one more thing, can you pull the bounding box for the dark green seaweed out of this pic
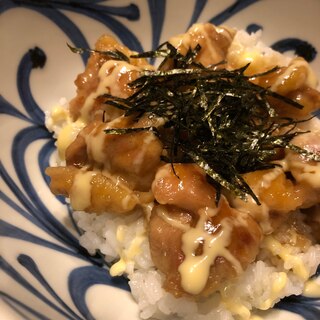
[93,42,320,203]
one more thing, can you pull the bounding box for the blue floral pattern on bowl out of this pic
[0,1,319,319]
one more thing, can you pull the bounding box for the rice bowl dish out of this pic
[45,23,320,320]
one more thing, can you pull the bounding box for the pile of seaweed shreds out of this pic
[72,42,320,204]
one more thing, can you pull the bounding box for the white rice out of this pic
[74,208,320,320]
[73,209,153,274]
[45,97,69,136]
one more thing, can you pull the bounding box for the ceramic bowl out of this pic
[1,1,320,319]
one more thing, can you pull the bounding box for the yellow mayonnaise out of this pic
[263,236,309,280]
[48,105,86,160]
[260,272,287,310]
[80,60,153,121]
[178,208,242,295]
[70,171,96,211]
[110,223,147,277]
[303,278,320,298]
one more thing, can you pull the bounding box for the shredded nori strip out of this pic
[104,126,160,136]
[74,41,320,204]
[67,43,129,62]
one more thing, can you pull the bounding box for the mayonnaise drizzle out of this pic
[156,206,191,232]
[303,277,320,298]
[291,161,320,188]
[222,299,251,319]
[263,236,309,280]
[46,105,86,161]
[110,222,146,276]
[259,272,288,310]
[85,117,123,167]
[132,133,156,170]
[80,60,144,121]
[260,167,283,189]
[178,207,242,295]
[70,170,96,210]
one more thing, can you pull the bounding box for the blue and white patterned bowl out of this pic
[1,1,320,319]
